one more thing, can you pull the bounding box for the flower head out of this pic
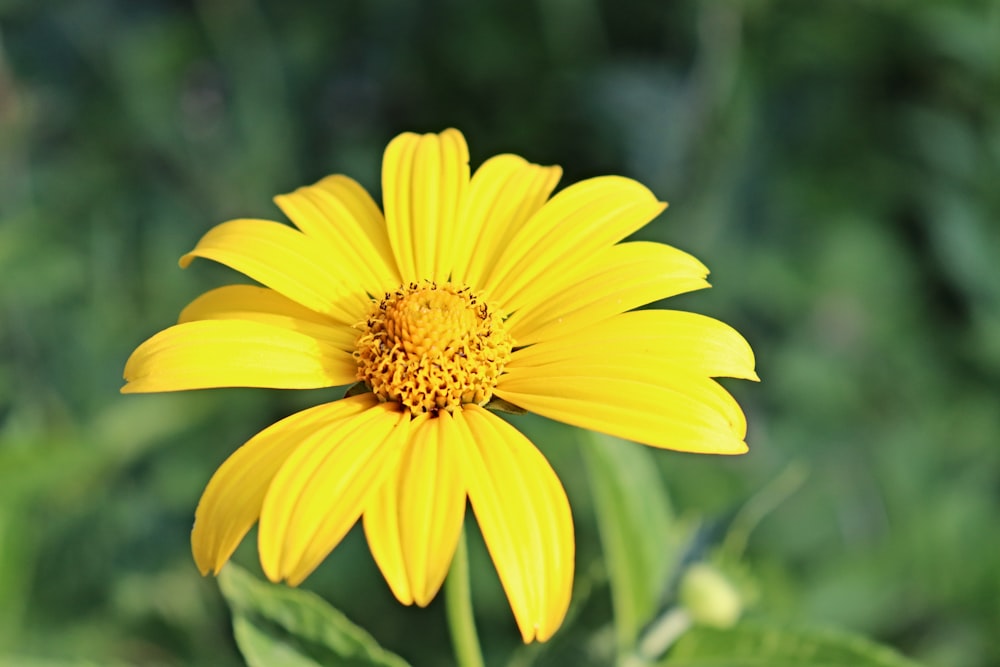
[122,129,757,642]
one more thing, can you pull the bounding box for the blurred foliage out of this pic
[1,0,999,665]
[217,564,411,667]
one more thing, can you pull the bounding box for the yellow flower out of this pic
[122,129,757,642]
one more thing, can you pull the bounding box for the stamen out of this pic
[354,282,512,416]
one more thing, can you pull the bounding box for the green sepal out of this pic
[344,381,372,399]
[482,396,527,414]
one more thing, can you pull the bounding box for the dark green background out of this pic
[2,0,998,665]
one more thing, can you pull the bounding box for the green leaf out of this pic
[218,564,411,667]
[661,621,924,667]
[582,432,680,656]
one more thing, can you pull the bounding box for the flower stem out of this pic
[446,522,486,667]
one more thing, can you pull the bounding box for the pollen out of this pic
[354,282,513,416]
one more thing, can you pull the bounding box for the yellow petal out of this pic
[361,416,415,606]
[180,284,333,325]
[507,242,710,344]
[496,364,748,455]
[258,402,410,586]
[457,406,574,643]
[122,320,357,393]
[364,411,467,606]
[274,175,402,295]
[452,155,562,288]
[509,310,758,381]
[191,395,378,575]
[382,129,470,283]
[179,285,358,352]
[484,176,666,313]
[179,219,370,324]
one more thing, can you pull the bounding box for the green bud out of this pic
[678,562,743,628]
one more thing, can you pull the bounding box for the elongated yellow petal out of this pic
[452,155,562,287]
[364,411,466,606]
[484,176,666,313]
[180,284,334,324]
[509,310,758,381]
[122,320,356,393]
[191,395,378,575]
[274,175,401,295]
[258,402,409,586]
[382,134,419,281]
[361,415,421,606]
[507,242,710,344]
[179,285,358,352]
[179,219,370,324]
[382,129,470,283]
[496,365,748,454]
[457,406,574,643]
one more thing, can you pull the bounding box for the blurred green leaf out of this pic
[661,621,924,667]
[0,394,212,506]
[0,507,33,647]
[0,659,130,667]
[218,563,411,667]
[582,432,680,657]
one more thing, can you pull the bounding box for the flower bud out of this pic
[678,562,743,628]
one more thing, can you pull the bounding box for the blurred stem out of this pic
[626,608,693,665]
[723,462,809,559]
[446,522,485,667]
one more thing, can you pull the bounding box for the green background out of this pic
[1,0,998,665]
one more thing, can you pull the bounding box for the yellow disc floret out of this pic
[355,282,512,416]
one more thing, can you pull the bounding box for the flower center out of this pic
[354,282,512,416]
